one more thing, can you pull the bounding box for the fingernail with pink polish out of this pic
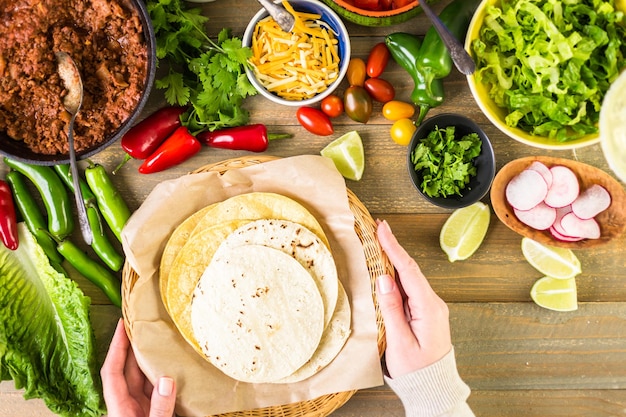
[158,377,174,397]
[377,275,395,295]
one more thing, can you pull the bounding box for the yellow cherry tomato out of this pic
[390,118,416,146]
[382,100,416,121]
[346,58,367,87]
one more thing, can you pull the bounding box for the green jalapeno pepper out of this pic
[56,238,122,308]
[416,0,482,86]
[54,164,125,272]
[385,32,444,125]
[84,162,131,243]
[5,170,64,266]
[4,158,74,240]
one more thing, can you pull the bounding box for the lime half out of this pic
[321,131,365,181]
[530,276,578,312]
[521,238,581,280]
[439,202,490,262]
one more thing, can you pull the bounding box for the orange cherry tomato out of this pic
[366,42,391,78]
[363,77,395,103]
[346,58,367,87]
[389,118,416,146]
[382,100,416,121]
[320,94,344,118]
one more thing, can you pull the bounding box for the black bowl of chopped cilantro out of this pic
[407,113,495,209]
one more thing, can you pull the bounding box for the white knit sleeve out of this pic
[384,348,474,417]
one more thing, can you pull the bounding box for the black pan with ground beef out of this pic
[0,0,149,156]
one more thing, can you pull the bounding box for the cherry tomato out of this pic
[363,77,395,103]
[296,106,334,136]
[393,0,415,8]
[389,118,416,146]
[366,42,390,78]
[354,0,382,10]
[344,85,373,124]
[320,94,344,118]
[346,58,367,87]
[382,100,415,121]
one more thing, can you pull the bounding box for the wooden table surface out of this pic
[2,1,626,416]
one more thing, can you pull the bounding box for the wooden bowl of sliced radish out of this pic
[491,156,626,248]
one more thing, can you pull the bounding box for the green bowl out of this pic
[319,0,435,27]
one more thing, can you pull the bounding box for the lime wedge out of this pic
[321,131,365,181]
[521,238,581,279]
[439,202,490,262]
[530,276,578,312]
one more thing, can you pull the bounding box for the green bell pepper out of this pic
[416,0,482,85]
[385,32,444,125]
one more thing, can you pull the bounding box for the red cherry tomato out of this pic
[320,94,344,118]
[363,77,395,103]
[344,85,373,123]
[296,106,334,136]
[393,0,415,8]
[366,42,390,78]
[346,58,367,87]
[354,0,382,10]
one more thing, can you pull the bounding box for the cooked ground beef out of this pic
[0,0,148,155]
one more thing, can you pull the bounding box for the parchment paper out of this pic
[121,155,383,416]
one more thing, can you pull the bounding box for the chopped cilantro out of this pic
[411,126,482,198]
[147,0,257,133]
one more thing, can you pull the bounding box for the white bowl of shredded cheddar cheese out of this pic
[243,0,351,106]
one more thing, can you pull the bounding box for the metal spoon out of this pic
[55,51,93,245]
[418,0,475,75]
[255,0,295,32]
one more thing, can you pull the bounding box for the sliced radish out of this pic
[527,161,553,189]
[571,184,611,219]
[560,212,601,239]
[551,205,573,236]
[506,169,548,211]
[544,166,580,208]
[513,202,557,230]
[549,226,585,242]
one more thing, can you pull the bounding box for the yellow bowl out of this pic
[465,0,605,150]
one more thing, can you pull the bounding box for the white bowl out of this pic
[242,0,351,107]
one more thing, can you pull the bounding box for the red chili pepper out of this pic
[196,124,291,152]
[0,180,19,250]
[138,126,201,174]
[114,106,186,173]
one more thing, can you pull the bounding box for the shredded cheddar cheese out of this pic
[250,1,341,100]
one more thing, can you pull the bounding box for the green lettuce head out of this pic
[0,223,106,417]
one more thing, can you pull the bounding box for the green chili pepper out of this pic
[416,0,482,86]
[385,32,445,125]
[56,238,122,308]
[3,158,74,240]
[54,164,125,272]
[84,162,131,243]
[5,170,63,266]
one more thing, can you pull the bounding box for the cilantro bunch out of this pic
[147,0,257,133]
[411,126,482,198]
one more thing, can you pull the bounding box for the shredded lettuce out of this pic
[0,224,105,417]
[471,0,626,141]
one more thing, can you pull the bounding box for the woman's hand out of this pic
[101,319,177,417]
[375,220,452,378]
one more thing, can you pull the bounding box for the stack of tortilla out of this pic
[159,192,351,384]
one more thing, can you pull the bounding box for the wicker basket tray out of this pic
[122,155,393,417]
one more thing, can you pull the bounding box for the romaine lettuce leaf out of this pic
[472,0,626,141]
[0,224,105,417]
